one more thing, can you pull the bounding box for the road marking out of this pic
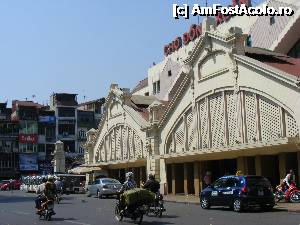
[65,220,91,225]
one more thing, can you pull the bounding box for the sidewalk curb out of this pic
[165,200,300,213]
[164,199,200,205]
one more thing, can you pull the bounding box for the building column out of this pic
[194,162,200,196]
[278,153,286,182]
[297,152,300,186]
[159,159,167,195]
[255,156,262,176]
[139,167,144,187]
[184,163,188,195]
[171,164,176,195]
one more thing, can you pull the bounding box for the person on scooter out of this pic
[118,172,137,214]
[119,172,137,192]
[35,177,47,212]
[143,174,160,194]
[37,175,57,214]
[284,169,295,187]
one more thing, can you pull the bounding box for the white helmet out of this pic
[126,172,134,179]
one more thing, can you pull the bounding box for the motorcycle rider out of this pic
[35,177,47,212]
[118,172,137,214]
[119,172,137,192]
[38,175,57,214]
[54,177,63,193]
[143,174,160,194]
[282,169,295,191]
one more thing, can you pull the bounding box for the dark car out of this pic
[200,175,275,212]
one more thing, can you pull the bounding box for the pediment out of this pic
[109,101,123,118]
[197,50,229,80]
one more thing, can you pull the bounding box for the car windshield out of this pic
[101,179,120,184]
[246,177,271,187]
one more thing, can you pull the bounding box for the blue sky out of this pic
[0,0,263,105]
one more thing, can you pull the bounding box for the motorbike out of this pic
[275,181,300,203]
[37,198,56,221]
[146,193,166,218]
[114,194,148,225]
[55,191,62,204]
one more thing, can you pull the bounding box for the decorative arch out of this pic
[164,89,299,154]
[95,124,145,163]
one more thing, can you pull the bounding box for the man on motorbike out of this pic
[283,169,295,188]
[118,172,137,214]
[37,175,57,214]
[143,174,160,194]
[119,172,137,192]
[35,177,47,212]
[54,177,63,193]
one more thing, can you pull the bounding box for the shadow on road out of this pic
[207,207,287,213]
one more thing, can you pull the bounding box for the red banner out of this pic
[19,134,38,144]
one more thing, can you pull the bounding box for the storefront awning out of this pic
[68,165,102,174]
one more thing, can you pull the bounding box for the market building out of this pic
[85,0,300,196]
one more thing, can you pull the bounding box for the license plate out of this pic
[258,190,264,196]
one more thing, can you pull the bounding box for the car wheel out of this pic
[115,206,123,221]
[233,199,243,212]
[200,197,210,209]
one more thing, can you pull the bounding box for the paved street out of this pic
[1,191,300,225]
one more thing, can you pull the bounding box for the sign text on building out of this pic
[164,0,251,56]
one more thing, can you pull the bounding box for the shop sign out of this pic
[19,134,38,144]
[19,153,38,171]
[39,116,56,123]
[164,0,251,56]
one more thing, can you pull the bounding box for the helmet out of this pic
[126,172,134,179]
[47,175,54,182]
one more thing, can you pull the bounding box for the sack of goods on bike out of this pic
[115,188,155,224]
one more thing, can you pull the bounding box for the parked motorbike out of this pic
[146,193,165,218]
[114,194,148,225]
[37,199,56,221]
[275,181,300,203]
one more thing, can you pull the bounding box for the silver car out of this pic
[86,178,122,198]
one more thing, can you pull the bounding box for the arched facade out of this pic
[94,124,145,163]
[85,20,300,196]
[158,24,300,196]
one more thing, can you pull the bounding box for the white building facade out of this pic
[85,1,300,195]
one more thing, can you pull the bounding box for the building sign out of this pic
[19,134,38,144]
[164,0,251,56]
[58,120,75,124]
[19,153,38,171]
[39,116,56,123]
